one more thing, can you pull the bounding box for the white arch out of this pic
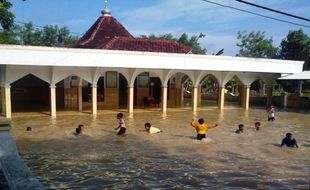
[163,70,195,87]
[129,69,164,87]
[196,71,221,87]
[93,67,130,86]
[51,67,93,85]
[5,65,52,85]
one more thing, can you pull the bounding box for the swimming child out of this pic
[75,124,84,135]
[280,133,298,148]
[191,116,218,140]
[254,122,261,131]
[145,122,161,134]
[26,126,32,131]
[267,104,275,121]
[235,124,244,134]
[115,113,126,136]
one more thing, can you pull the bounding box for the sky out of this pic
[10,0,310,56]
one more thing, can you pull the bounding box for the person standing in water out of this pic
[115,113,126,136]
[191,116,218,140]
[267,104,275,121]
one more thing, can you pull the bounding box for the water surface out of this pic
[11,107,310,189]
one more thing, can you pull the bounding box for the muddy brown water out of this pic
[10,107,310,189]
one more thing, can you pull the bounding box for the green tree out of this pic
[0,27,17,44]
[0,22,79,47]
[140,33,207,54]
[237,31,277,58]
[279,29,310,70]
[0,0,15,30]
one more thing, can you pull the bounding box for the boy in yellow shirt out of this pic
[191,116,218,140]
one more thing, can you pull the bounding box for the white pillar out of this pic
[192,86,198,112]
[78,86,83,112]
[243,85,250,110]
[92,86,97,115]
[1,87,4,115]
[162,86,168,113]
[50,85,56,117]
[4,86,11,118]
[218,87,225,110]
[128,86,134,113]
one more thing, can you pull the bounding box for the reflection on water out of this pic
[11,108,310,190]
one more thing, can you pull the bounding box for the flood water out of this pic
[11,107,310,190]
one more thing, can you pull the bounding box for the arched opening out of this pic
[96,71,129,109]
[133,72,162,108]
[249,79,267,107]
[119,73,128,108]
[56,76,92,111]
[11,74,50,112]
[200,74,219,107]
[224,76,242,107]
[166,73,193,108]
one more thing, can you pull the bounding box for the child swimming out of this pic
[235,124,244,134]
[144,122,161,134]
[115,113,126,136]
[254,122,261,131]
[280,133,298,148]
[75,124,84,135]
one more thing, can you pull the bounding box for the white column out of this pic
[192,86,198,112]
[1,87,4,115]
[78,86,83,112]
[162,86,168,113]
[4,86,11,118]
[92,85,97,115]
[243,85,250,110]
[218,87,225,110]
[50,85,56,117]
[128,86,134,113]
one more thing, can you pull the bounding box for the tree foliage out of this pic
[237,31,278,58]
[0,0,15,30]
[0,22,79,47]
[140,33,207,54]
[279,29,310,70]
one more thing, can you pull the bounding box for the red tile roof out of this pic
[101,37,193,54]
[75,15,196,54]
[75,16,133,49]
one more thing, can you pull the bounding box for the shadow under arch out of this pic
[199,74,220,107]
[95,71,129,109]
[166,72,194,108]
[224,75,243,107]
[249,78,268,107]
[133,71,162,108]
[10,74,50,113]
[55,75,92,111]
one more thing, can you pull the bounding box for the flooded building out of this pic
[0,7,304,118]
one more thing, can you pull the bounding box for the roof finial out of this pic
[101,0,111,16]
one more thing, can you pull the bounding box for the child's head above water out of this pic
[117,113,124,119]
[254,122,261,130]
[145,122,151,131]
[238,124,244,131]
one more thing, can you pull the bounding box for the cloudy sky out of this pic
[10,0,310,56]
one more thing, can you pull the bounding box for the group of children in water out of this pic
[71,104,297,148]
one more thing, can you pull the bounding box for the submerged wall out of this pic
[0,117,45,190]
